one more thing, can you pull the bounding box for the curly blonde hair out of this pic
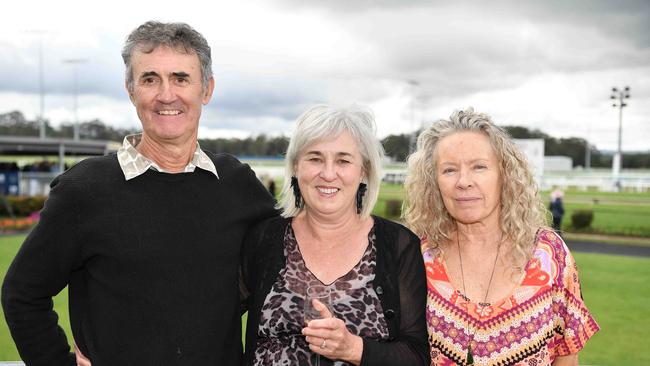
[403,108,547,267]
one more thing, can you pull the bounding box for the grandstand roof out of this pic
[0,136,120,156]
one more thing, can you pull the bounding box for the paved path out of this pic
[4,232,650,258]
[566,240,650,258]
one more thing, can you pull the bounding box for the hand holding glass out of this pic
[304,284,332,366]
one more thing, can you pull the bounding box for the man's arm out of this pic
[1,176,82,366]
[238,162,278,305]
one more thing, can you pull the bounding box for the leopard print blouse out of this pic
[253,223,390,365]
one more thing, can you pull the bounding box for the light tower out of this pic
[610,86,630,191]
[63,58,87,140]
[407,79,419,155]
[24,30,48,139]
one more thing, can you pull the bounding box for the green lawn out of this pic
[0,235,73,360]
[563,202,650,237]
[573,252,650,365]
[1,234,648,364]
[557,189,650,202]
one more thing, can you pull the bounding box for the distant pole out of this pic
[610,86,631,191]
[38,38,45,139]
[585,123,591,171]
[585,142,591,171]
[24,30,47,139]
[63,59,87,140]
[407,79,419,155]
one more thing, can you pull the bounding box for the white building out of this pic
[544,156,573,172]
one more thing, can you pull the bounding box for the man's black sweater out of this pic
[1,153,277,366]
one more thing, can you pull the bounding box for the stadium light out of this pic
[610,86,631,191]
[63,59,88,140]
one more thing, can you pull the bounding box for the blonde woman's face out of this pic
[435,131,502,226]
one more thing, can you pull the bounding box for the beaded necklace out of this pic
[456,233,502,365]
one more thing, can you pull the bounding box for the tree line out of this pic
[1,110,649,168]
[381,127,650,168]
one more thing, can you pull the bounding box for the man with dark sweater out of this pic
[1,21,277,365]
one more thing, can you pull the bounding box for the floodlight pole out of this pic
[24,30,47,139]
[38,38,45,139]
[584,121,591,171]
[585,141,591,171]
[63,59,87,140]
[407,79,419,155]
[610,86,630,192]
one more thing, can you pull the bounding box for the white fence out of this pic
[540,174,650,192]
[17,172,54,196]
[378,170,650,193]
[9,168,650,196]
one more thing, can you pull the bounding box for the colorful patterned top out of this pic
[422,229,599,365]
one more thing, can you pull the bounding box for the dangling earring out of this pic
[356,182,367,214]
[291,176,302,208]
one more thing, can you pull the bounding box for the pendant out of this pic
[466,344,474,365]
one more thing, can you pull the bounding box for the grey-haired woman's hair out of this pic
[403,107,547,268]
[278,104,384,219]
[122,21,213,91]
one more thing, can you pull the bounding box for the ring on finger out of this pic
[320,339,327,349]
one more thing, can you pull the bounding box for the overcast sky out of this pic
[1,0,648,151]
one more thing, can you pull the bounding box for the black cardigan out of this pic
[241,215,430,366]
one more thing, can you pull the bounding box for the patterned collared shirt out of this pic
[117,134,219,181]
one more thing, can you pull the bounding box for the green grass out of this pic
[563,202,650,237]
[556,189,650,202]
[573,252,650,365]
[0,235,72,360]
[539,190,650,238]
[1,234,649,364]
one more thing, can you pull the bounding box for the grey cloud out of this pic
[201,113,294,135]
[210,72,325,120]
[279,0,650,26]
[0,34,125,98]
[1,31,326,125]
[276,0,429,13]
[299,1,650,103]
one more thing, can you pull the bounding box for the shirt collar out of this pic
[117,133,219,181]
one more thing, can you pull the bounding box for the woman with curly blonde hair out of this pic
[403,108,598,366]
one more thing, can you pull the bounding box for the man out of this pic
[2,21,277,365]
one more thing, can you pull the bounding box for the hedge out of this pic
[0,195,46,217]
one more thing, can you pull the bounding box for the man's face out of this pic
[127,46,214,144]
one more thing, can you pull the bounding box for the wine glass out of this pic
[304,284,332,366]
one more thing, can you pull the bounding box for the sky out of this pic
[1,0,648,151]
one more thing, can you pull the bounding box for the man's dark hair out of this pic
[122,21,212,91]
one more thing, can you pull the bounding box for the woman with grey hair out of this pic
[241,105,429,365]
[404,108,598,365]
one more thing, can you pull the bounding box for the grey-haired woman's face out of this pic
[294,132,365,217]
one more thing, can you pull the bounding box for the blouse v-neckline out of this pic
[439,254,529,314]
[288,221,376,286]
